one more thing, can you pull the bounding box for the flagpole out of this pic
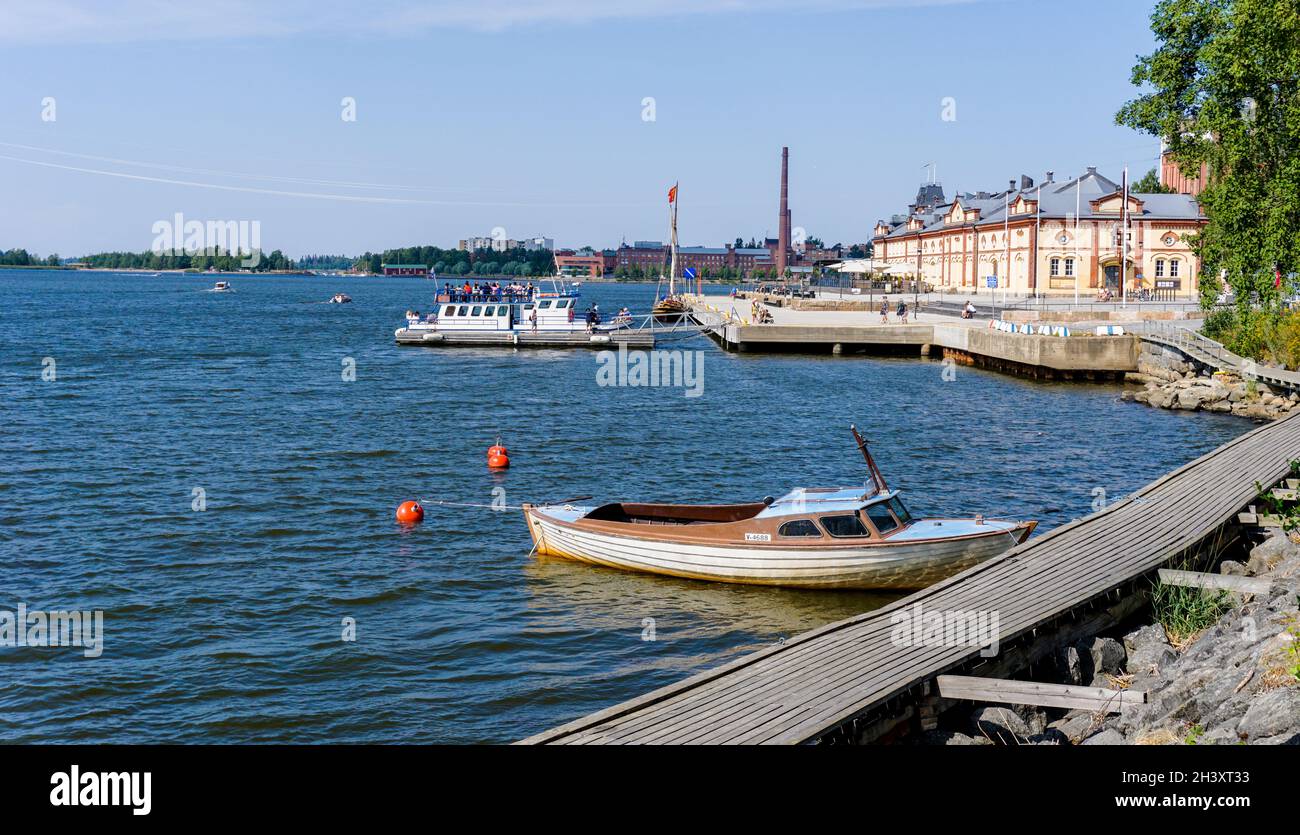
[1074,177,1080,308]
[1121,166,1129,309]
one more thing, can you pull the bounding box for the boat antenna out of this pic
[850,424,889,494]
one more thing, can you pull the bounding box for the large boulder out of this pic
[1247,534,1300,575]
[1236,688,1300,742]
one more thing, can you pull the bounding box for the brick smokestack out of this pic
[777,146,789,276]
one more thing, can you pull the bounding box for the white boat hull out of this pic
[524,507,1030,590]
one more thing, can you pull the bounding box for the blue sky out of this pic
[0,0,1167,258]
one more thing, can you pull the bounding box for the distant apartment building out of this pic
[615,241,668,271]
[457,235,554,253]
[871,167,1207,298]
[554,248,610,278]
[612,240,779,278]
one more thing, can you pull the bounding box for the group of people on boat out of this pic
[440,281,537,303]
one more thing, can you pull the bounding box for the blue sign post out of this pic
[985,276,998,288]
[683,267,697,280]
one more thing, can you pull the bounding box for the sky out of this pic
[0,0,1169,259]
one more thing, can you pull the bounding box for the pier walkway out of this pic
[522,412,1300,744]
[688,294,1139,375]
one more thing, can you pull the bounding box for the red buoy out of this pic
[395,500,424,525]
[487,438,509,469]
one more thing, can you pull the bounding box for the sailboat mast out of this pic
[668,182,679,296]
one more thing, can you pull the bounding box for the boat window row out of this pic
[775,498,912,539]
[442,305,512,317]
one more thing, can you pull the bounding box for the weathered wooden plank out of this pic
[936,675,1145,712]
[1157,569,1272,595]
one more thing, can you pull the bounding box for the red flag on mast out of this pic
[1277,264,1283,289]
[668,185,677,204]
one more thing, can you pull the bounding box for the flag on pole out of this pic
[1276,264,1283,289]
[668,184,677,204]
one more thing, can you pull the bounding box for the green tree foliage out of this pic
[351,245,556,277]
[1116,0,1300,317]
[1133,167,1174,194]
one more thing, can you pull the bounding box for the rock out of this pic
[1205,399,1233,412]
[1219,560,1248,576]
[971,706,1037,743]
[1088,636,1127,676]
[1081,728,1126,745]
[1236,688,1300,742]
[1026,729,1070,745]
[1124,623,1176,676]
[1124,623,1169,656]
[1148,389,1175,409]
[1247,534,1300,575]
[1049,711,1102,743]
[1177,386,1219,410]
[917,729,991,746]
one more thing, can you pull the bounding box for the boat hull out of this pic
[523,506,1034,590]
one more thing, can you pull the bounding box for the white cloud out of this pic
[0,0,978,43]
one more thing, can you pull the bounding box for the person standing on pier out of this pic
[897,299,908,324]
[880,296,889,324]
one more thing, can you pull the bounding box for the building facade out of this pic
[871,168,1207,299]
[457,235,554,253]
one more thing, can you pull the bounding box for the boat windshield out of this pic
[888,497,913,525]
[863,502,899,535]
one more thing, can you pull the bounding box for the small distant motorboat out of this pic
[522,426,1036,590]
[208,281,233,292]
[329,293,352,304]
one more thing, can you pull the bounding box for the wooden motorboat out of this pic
[522,426,1036,590]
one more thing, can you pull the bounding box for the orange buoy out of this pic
[395,500,424,525]
[487,438,509,469]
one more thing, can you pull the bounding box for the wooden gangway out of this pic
[522,412,1300,744]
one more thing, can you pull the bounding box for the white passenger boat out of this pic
[523,426,1036,590]
[208,281,233,292]
[396,290,629,340]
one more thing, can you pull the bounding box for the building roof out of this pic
[876,167,1201,241]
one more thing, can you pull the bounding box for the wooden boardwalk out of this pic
[522,412,1300,744]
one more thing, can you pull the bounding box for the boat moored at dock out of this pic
[395,285,655,349]
[522,426,1036,589]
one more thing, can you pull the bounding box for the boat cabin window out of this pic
[443,305,456,316]
[539,300,553,309]
[864,503,899,535]
[778,519,821,538]
[457,305,469,316]
[497,306,510,316]
[557,299,571,308]
[888,497,912,525]
[471,306,482,316]
[821,514,869,538]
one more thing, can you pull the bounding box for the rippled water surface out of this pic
[0,270,1248,743]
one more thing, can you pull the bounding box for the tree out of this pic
[1132,167,1174,194]
[1116,0,1300,312]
